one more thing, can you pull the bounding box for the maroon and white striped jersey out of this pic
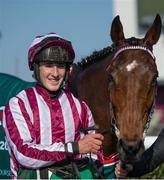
[3,84,102,178]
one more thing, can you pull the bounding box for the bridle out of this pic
[106,45,155,71]
[106,45,158,139]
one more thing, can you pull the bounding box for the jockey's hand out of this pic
[115,162,133,178]
[78,133,104,154]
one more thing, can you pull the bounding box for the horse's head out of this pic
[107,14,162,163]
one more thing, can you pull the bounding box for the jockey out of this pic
[2,33,104,179]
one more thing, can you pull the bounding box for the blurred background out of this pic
[0,0,113,81]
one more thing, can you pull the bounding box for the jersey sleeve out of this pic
[80,101,103,163]
[2,96,67,169]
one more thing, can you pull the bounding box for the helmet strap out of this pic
[32,63,40,82]
[59,64,70,90]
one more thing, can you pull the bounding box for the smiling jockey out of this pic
[2,33,104,179]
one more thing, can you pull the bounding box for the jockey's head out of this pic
[28,32,75,90]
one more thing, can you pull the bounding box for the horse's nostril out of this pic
[119,139,143,155]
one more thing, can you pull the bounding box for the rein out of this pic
[144,83,158,135]
[106,45,157,139]
[80,126,105,179]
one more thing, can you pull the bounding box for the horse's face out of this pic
[107,14,161,162]
[108,48,158,161]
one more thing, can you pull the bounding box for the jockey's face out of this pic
[39,62,66,92]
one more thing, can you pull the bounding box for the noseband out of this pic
[107,45,157,139]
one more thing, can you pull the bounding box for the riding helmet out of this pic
[28,32,75,70]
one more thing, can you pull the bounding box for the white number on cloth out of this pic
[0,141,8,151]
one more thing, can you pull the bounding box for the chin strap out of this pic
[60,69,70,90]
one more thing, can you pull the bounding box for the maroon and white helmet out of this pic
[28,32,75,70]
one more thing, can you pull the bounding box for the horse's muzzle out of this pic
[117,139,145,162]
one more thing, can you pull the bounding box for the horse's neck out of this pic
[70,59,118,156]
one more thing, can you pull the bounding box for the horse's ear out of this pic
[144,14,162,46]
[110,15,125,44]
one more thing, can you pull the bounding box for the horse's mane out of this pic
[74,45,114,70]
[73,37,148,71]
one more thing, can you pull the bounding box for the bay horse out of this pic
[70,14,162,165]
